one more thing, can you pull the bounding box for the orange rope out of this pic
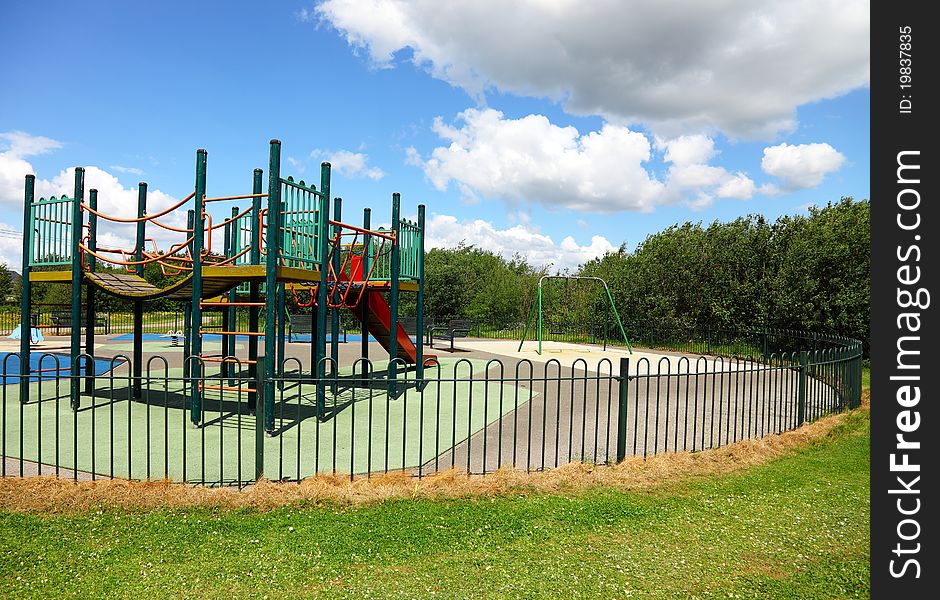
[205,205,253,231]
[329,220,396,241]
[80,237,194,266]
[144,252,193,275]
[150,217,193,233]
[82,192,195,223]
[209,245,251,267]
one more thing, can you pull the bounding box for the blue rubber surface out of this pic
[0,352,127,384]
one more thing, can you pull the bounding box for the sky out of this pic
[0,1,870,273]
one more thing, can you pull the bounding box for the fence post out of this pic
[255,353,266,481]
[797,350,808,427]
[616,357,630,462]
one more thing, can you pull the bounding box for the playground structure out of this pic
[18,140,432,433]
[5,142,864,485]
[518,275,633,355]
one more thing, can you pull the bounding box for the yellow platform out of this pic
[30,266,322,301]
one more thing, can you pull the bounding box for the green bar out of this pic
[182,209,195,380]
[222,207,234,383]
[331,197,342,369]
[84,189,98,394]
[255,353,266,480]
[388,193,401,397]
[616,357,630,462]
[19,175,35,406]
[537,283,543,355]
[132,183,147,399]
[415,204,426,380]
[190,150,207,425]
[603,283,632,353]
[797,350,808,426]
[517,290,538,352]
[360,208,371,372]
[264,141,282,432]
[228,206,238,380]
[276,282,286,384]
[248,168,263,414]
[69,168,85,410]
[315,161,331,417]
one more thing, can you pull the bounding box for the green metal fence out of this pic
[0,326,862,486]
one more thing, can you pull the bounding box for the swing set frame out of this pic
[517,275,632,355]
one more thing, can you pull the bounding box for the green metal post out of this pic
[331,197,342,370]
[182,209,195,380]
[254,352,266,480]
[84,189,98,395]
[264,141,282,433]
[516,292,538,352]
[360,208,371,373]
[227,205,238,381]
[415,204,426,381]
[224,205,238,384]
[602,283,632,353]
[221,211,231,377]
[248,169,262,413]
[314,162,331,417]
[616,357,630,462]
[190,150,207,426]
[19,175,35,406]
[276,282,286,386]
[132,182,147,399]
[388,193,401,396]
[69,168,85,410]
[797,350,808,427]
[537,283,543,355]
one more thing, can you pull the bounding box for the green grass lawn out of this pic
[0,407,870,598]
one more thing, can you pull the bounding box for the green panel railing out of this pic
[398,217,421,280]
[233,208,255,266]
[369,220,421,282]
[29,195,75,267]
[279,177,324,268]
[368,227,393,281]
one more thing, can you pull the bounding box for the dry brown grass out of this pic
[0,406,866,514]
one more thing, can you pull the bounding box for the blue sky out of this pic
[0,1,869,272]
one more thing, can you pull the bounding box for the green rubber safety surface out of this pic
[1,358,532,483]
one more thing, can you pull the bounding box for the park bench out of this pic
[50,311,110,336]
[288,313,347,343]
[428,319,472,351]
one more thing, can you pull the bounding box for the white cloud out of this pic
[316,0,869,139]
[660,134,716,166]
[426,213,616,272]
[761,142,846,189]
[413,108,664,212]
[0,131,62,158]
[411,109,763,212]
[312,149,385,180]
[109,165,145,176]
[658,134,756,208]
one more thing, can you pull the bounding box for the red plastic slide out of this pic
[351,290,431,365]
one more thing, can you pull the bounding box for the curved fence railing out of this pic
[0,325,862,486]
